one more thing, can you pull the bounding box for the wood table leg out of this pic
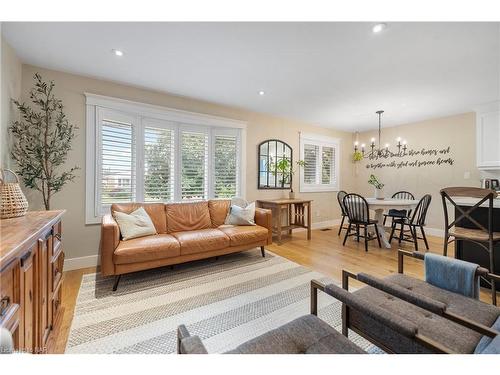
[288,204,292,235]
[307,202,312,240]
[276,205,283,244]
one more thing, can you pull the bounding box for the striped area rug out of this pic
[66,249,379,354]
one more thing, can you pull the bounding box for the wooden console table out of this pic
[256,199,312,244]
[0,210,65,353]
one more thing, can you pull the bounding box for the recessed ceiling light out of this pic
[372,23,387,33]
[258,91,265,96]
[112,49,124,57]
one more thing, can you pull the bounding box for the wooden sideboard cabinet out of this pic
[0,210,65,353]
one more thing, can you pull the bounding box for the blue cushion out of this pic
[474,316,500,354]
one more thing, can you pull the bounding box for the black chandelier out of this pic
[354,110,408,159]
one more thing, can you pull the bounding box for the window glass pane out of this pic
[303,144,318,184]
[100,120,135,204]
[144,126,174,202]
[181,130,208,200]
[322,146,334,184]
[214,134,238,198]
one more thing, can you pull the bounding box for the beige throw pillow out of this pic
[224,202,256,226]
[113,207,157,241]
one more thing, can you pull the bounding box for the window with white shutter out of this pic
[303,144,319,184]
[213,130,239,198]
[299,133,340,192]
[181,129,208,200]
[99,115,136,208]
[86,95,245,223]
[144,124,175,202]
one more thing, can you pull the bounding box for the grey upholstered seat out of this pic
[384,274,500,325]
[225,314,365,354]
[350,276,500,354]
[178,315,365,354]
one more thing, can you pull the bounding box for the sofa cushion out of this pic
[224,202,256,226]
[172,229,230,255]
[166,201,212,233]
[113,207,157,241]
[208,199,231,227]
[113,234,180,264]
[218,225,269,246]
[226,314,365,354]
[111,203,167,234]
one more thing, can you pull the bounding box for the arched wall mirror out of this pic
[258,139,293,189]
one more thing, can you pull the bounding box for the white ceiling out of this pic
[3,22,499,131]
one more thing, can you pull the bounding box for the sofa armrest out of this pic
[177,325,208,354]
[320,282,418,339]
[100,214,120,276]
[255,208,272,245]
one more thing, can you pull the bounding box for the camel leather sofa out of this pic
[100,199,272,290]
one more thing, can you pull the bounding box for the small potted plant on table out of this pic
[269,158,305,199]
[368,174,385,200]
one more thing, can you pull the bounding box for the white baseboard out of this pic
[422,227,445,238]
[64,254,100,271]
[293,219,341,233]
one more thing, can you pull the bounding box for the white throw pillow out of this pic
[113,207,157,241]
[224,202,256,226]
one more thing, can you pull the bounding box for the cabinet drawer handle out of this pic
[54,233,61,241]
[0,296,10,316]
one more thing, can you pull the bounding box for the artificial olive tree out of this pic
[10,73,79,210]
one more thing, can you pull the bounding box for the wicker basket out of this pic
[0,169,29,219]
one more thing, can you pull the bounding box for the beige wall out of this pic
[0,36,22,169]
[353,113,479,230]
[13,63,480,262]
[20,64,355,261]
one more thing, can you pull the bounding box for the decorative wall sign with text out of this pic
[365,146,454,170]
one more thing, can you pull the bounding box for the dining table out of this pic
[365,197,419,248]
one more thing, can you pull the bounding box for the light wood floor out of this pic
[49,226,498,353]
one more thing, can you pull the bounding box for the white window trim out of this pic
[299,132,340,193]
[85,93,247,224]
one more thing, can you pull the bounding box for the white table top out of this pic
[365,198,418,210]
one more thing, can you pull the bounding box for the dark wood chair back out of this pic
[392,191,415,200]
[337,190,348,216]
[440,187,498,239]
[343,193,370,224]
[409,194,432,226]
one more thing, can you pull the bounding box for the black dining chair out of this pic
[389,194,432,252]
[337,190,349,236]
[383,191,415,226]
[342,193,381,252]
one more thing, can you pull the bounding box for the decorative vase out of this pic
[289,190,295,199]
[375,187,385,200]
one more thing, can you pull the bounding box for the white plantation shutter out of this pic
[181,129,208,200]
[88,100,244,222]
[303,144,319,184]
[300,133,339,192]
[322,146,334,185]
[100,118,135,205]
[213,131,238,198]
[144,125,175,202]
